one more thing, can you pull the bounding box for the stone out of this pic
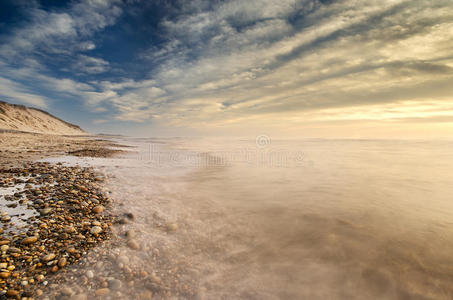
[58,257,67,268]
[125,230,136,239]
[95,288,110,296]
[61,287,75,296]
[22,236,38,245]
[138,291,153,300]
[0,272,10,278]
[127,239,140,250]
[117,255,129,266]
[86,270,94,279]
[150,273,162,284]
[64,226,76,233]
[167,223,178,232]
[90,226,102,235]
[6,290,19,297]
[92,205,105,214]
[42,253,56,262]
[108,279,122,290]
[39,208,53,215]
[70,294,87,300]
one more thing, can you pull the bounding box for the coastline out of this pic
[0,131,126,299]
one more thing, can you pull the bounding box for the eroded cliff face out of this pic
[0,101,86,135]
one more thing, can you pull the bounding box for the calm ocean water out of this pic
[45,137,453,299]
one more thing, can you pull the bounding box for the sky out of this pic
[0,0,452,138]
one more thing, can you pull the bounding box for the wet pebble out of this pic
[90,226,102,235]
[127,239,140,250]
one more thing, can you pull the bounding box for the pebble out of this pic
[22,236,38,245]
[138,291,153,300]
[167,223,178,232]
[42,253,56,262]
[6,290,19,297]
[108,278,122,290]
[39,207,53,215]
[65,225,76,233]
[61,287,75,296]
[1,216,11,222]
[125,229,136,239]
[58,257,67,268]
[95,288,110,296]
[0,161,115,299]
[127,239,140,250]
[90,226,102,235]
[92,205,105,214]
[117,255,129,266]
[70,294,87,300]
[86,270,94,279]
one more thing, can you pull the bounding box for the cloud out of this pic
[0,1,121,59]
[1,0,453,136]
[0,77,47,108]
[73,55,110,74]
[0,0,121,110]
[92,0,453,131]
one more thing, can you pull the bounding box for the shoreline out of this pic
[0,131,126,299]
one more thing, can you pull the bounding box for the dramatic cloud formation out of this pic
[0,0,452,137]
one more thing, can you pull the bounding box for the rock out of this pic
[58,257,67,268]
[125,230,136,239]
[0,271,10,278]
[22,236,38,245]
[36,274,45,281]
[5,290,19,297]
[70,294,87,300]
[39,207,53,215]
[42,253,56,262]
[124,212,135,220]
[1,245,9,252]
[138,291,153,300]
[95,288,110,296]
[127,239,140,250]
[150,273,162,284]
[92,205,105,214]
[86,270,94,279]
[67,247,78,254]
[61,287,75,296]
[64,226,76,233]
[108,279,122,290]
[117,255,129,266]
[167,223,178,232]
[0,263,7,269]
[90,226,102,235]
[0,240,10,245]
[8,247,21,253]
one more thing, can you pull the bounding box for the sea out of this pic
[44,137,453,299]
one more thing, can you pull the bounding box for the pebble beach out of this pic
[0,132,197,300]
